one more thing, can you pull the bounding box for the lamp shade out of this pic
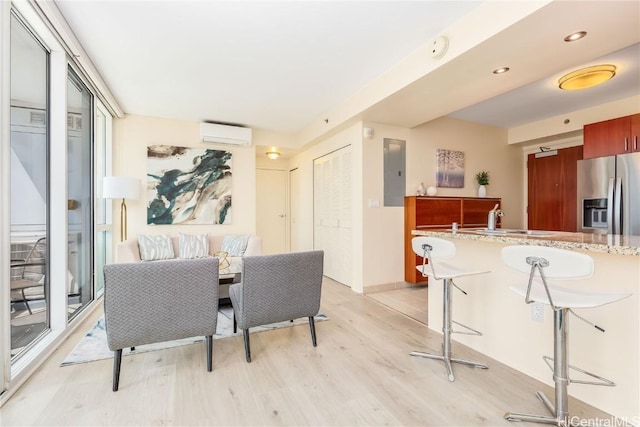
[103,176,141,200]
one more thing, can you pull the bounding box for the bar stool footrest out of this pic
[452,320,482,336]
[542,356,616,387]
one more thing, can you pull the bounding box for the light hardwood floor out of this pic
[366,285,428,325]
[1,278,612,426]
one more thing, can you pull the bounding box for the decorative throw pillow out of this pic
[179,233,209,259]
[137,234,175,261]
[220,234,250,256]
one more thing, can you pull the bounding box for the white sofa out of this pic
[115,234,262,299]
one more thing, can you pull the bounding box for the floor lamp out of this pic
[103,176,141,242]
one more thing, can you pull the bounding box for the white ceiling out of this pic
[54,1,639,144]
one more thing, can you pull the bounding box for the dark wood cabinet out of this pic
[404,196,501,284]
[527,145,582,232]
[583,113,640,159]
[631,114,640,152]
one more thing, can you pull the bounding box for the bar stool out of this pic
[410,236,489,381]
[502,245,631,426]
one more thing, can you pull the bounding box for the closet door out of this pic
[313,145,352,287]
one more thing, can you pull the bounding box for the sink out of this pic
[474,228,556,236]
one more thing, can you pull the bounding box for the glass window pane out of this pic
[9,13,49,359]
[67,68,93,319]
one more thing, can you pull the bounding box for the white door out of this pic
[256,169,287,254]
[289,168,300,252]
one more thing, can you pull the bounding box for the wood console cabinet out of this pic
[583,113,640,159]
[404,196,501,284]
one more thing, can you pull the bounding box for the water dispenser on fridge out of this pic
[582,198,608,230]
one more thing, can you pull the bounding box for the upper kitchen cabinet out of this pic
[632,114,640,152]
[583,114,640,159]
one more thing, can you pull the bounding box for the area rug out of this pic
[61,306,327,366]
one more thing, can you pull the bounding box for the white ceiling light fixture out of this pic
[564,31,587,42]
[558,64,616,91]
[266,148,280,160]
[492,67,510,75]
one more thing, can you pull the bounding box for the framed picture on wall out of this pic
[147,145,233,225]
[435,149,464,188]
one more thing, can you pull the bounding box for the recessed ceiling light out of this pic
[492,67,510,75]
[558,64,616,90]
[564,31,587,42]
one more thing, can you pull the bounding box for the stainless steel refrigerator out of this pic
[577,152,640,235]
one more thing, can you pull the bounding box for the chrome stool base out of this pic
[410,350,488,382]
[505,391,566,426]
[411,277,487,382]
[505,309,615,426]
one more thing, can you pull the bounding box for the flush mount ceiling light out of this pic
[558,64,616,90]
[564,31,587,42]
[492,67,510,75]
[266,150,280,160]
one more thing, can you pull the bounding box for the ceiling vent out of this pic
[200,122,252,146]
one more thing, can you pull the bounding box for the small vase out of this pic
[478,185,487,198]
[417,182,426,196]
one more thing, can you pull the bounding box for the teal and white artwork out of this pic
[147,145,232,225]
[436,148,465,188]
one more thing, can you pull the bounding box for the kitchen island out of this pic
[411,228,639,423]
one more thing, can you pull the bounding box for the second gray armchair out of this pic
[229,250,324,362]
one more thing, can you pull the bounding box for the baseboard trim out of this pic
[363,281,426,294]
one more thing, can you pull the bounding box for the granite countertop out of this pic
[411,228,640,256]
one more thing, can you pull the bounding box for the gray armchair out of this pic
[103,258,219,391]
[229,250,324,362]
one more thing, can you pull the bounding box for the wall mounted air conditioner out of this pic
[200,122,252,146]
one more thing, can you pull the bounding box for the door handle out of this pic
[606,177,614,234]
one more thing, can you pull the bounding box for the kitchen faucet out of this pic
[487,204,504,230]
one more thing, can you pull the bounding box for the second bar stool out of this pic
[502,245,631,426]
[410,236,490,381]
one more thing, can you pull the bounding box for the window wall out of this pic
[1,1,114,398]
[8,11,49,359]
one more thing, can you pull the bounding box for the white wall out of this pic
[112,114,257,243]
[361,122,410,289]
[409,116,524,230]
[112,115,525,292]
[290,117,525,293]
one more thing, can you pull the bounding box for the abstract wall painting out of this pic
[435,149,465,188]
[147,145,232,225]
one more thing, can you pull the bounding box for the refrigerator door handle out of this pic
[607,177,615,234]
[614,176,622,234]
